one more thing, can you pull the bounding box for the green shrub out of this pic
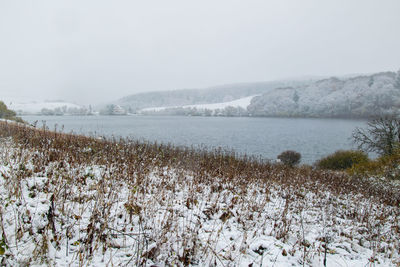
[349,147,400,180]
[316,150,368,170]
[277,150,301,167]
[0,101,24,123]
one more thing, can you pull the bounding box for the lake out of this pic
[21,115,368,164]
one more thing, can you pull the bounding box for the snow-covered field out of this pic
[1,97,83,115]
[140,95,256,113]
[0,121,399,266]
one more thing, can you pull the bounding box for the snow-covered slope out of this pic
[117,80,310,112]
[141,95,255,112]
[140,70,400,118]
[2,98,85,115]
[248,71,400,118]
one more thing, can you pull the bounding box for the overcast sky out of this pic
[1,0,399,104]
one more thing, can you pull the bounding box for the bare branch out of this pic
[352,114,400,156]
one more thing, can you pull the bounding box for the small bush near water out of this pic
[316,150,368,170]
[277,150,301,167]
[349,147,400,180]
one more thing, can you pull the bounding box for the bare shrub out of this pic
[353,114,400,156]
[277,150,301,167]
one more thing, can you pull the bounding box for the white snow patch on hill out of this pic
[141,95,256,112]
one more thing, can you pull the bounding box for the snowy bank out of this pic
[0,121,399,266]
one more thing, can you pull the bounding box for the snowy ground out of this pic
[140,95,256,113]
[0,127,399,266]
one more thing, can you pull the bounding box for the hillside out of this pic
[2,98,91,116]
[139,95,254,116]
[0,121,399,266]
[248,71,400,118]
[116,70,400,118]
[116,80,310,112]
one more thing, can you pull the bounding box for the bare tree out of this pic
[277,150,301,167]
[352,114,400,156]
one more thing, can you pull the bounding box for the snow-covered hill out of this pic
[115,80,311,113]
[248,71,400,118]
[132,70,400,118]
[140,95,255,115]
[2,98,88,115]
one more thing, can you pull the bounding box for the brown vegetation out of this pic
[1,121,397,205]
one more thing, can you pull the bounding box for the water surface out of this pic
[22,115,368,164]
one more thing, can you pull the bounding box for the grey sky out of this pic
[1,0,399,104]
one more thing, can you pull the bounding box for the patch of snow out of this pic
[141,95,256,112]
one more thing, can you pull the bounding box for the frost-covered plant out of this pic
[395,69,400,89]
